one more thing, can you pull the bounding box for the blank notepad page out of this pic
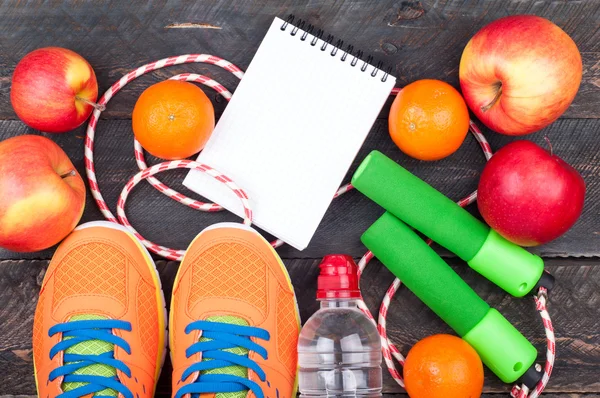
[184,17,396,250]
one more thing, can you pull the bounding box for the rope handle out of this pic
[511,287,555,398]
[83,54,554,397]
[354,122,554,397]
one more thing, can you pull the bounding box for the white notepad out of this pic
[184,16,396,250]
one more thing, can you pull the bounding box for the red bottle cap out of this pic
[317,254,361,299]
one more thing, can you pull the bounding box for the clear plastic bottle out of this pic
[298,254,382,397]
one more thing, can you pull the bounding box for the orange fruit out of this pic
[389,79,470,161]
[404,334,484,398]
[132,80,215,160]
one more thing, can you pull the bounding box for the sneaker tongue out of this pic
[62,314,118,397]
[200,316,250,398]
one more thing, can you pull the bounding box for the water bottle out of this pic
[298,254,382,397]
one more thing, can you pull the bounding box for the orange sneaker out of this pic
[170,223,300,398]
[33,221,167,398]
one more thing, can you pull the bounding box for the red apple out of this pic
[0,135,86,252]
[11,47,99,133]
[459,15,582,136]
[477,140,585,246]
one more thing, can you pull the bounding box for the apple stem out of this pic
[481,82,502,113]
[76,96,106,112]
[60,170,76,179]
[544,136,554,156]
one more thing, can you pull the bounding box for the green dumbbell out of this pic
[352,150,552,297]
[362,212,537,383]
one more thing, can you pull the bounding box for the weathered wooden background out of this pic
[0,0,599,397]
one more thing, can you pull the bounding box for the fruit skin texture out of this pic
[389,79,470,161]
[11,47,99,133]
[132,80,215,160]
[459,15,582,136]
[0,135,86,252]
[478,140,585,247]
[404,334,484,398]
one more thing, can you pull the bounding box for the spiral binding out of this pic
[281,15,390,82]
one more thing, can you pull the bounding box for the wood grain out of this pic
[0,258,598,395]
[0,0,599,120]
[1,117,598,260]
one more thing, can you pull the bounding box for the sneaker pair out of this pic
[33,221,300,398]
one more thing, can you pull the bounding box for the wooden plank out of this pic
[0,0,599,120]
[1,117,599,260]
[0,258,598,395]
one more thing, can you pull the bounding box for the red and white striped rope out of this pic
[133,72,236,213]
[511,287,555,398]
[355,122,555,397]
[355,120,490,388]
[84,54,244,225]
[84,54,554,397]
[116,160,252,261]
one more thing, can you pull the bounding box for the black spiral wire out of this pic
[281,15,390,82]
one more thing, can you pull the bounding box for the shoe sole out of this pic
[34,221,168,396]
[169,222,301,395]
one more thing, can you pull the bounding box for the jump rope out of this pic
[83,54,555,398]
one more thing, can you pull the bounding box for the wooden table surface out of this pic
[1,1,599,397]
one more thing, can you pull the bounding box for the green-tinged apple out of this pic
[11,47,100,133]
[459,15,582,136]
[0,135,86,252]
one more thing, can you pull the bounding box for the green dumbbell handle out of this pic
[352,150,544,297]
[362,212,538,383]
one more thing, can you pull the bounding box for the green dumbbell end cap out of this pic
[352,151,490,261]
[361,212,490,336]
[468,229,545,297]
[463,308,538,383]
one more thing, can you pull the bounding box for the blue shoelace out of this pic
[174,320,271,398]
[48,319,133,398]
